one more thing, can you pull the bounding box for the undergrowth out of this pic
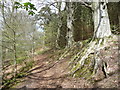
[2,60,34,89]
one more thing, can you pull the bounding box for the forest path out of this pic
[15,51,93,88]
[14,35,119,89]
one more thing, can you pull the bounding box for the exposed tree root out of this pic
[69,41,96,75]
[67,38,110,79]
[57,37,111,80]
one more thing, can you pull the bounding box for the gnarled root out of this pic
[69,38,108,79]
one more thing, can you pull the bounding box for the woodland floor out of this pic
[14,35,119,89]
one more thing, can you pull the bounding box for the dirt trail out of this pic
[15,35,119,89]
[15,53,93,88]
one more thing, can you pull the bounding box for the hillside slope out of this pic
[14,35,119,89]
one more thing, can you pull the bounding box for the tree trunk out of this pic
[0,17,2,86]
[32,29,35,61]
[56,2,67,49]
[13,31,17,77]
[118,16,120,31]
[66,2,74,47]
[56,2,62,49]
[92,0,111,38]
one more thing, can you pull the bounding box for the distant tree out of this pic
[1,0,39,79]
[108,2,120,34]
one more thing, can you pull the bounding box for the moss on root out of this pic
[70,52,95,79]
[69,37,111,79]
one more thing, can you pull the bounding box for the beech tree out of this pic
[66,1,75,47]
[73,0,112,39]
[92,0,111,38]
[1,0,119,86]
[68,0,113,78]
[56,2,67,48]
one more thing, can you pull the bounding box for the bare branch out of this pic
[80,2,93,11]
[1,2,16,33]
[2,31,14,41]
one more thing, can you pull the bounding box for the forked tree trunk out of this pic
[92,0,111,38]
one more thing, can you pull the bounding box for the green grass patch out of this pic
[16,56,28,64]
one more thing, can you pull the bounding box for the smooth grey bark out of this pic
[66,2,74,47]
[92,0,111,38]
